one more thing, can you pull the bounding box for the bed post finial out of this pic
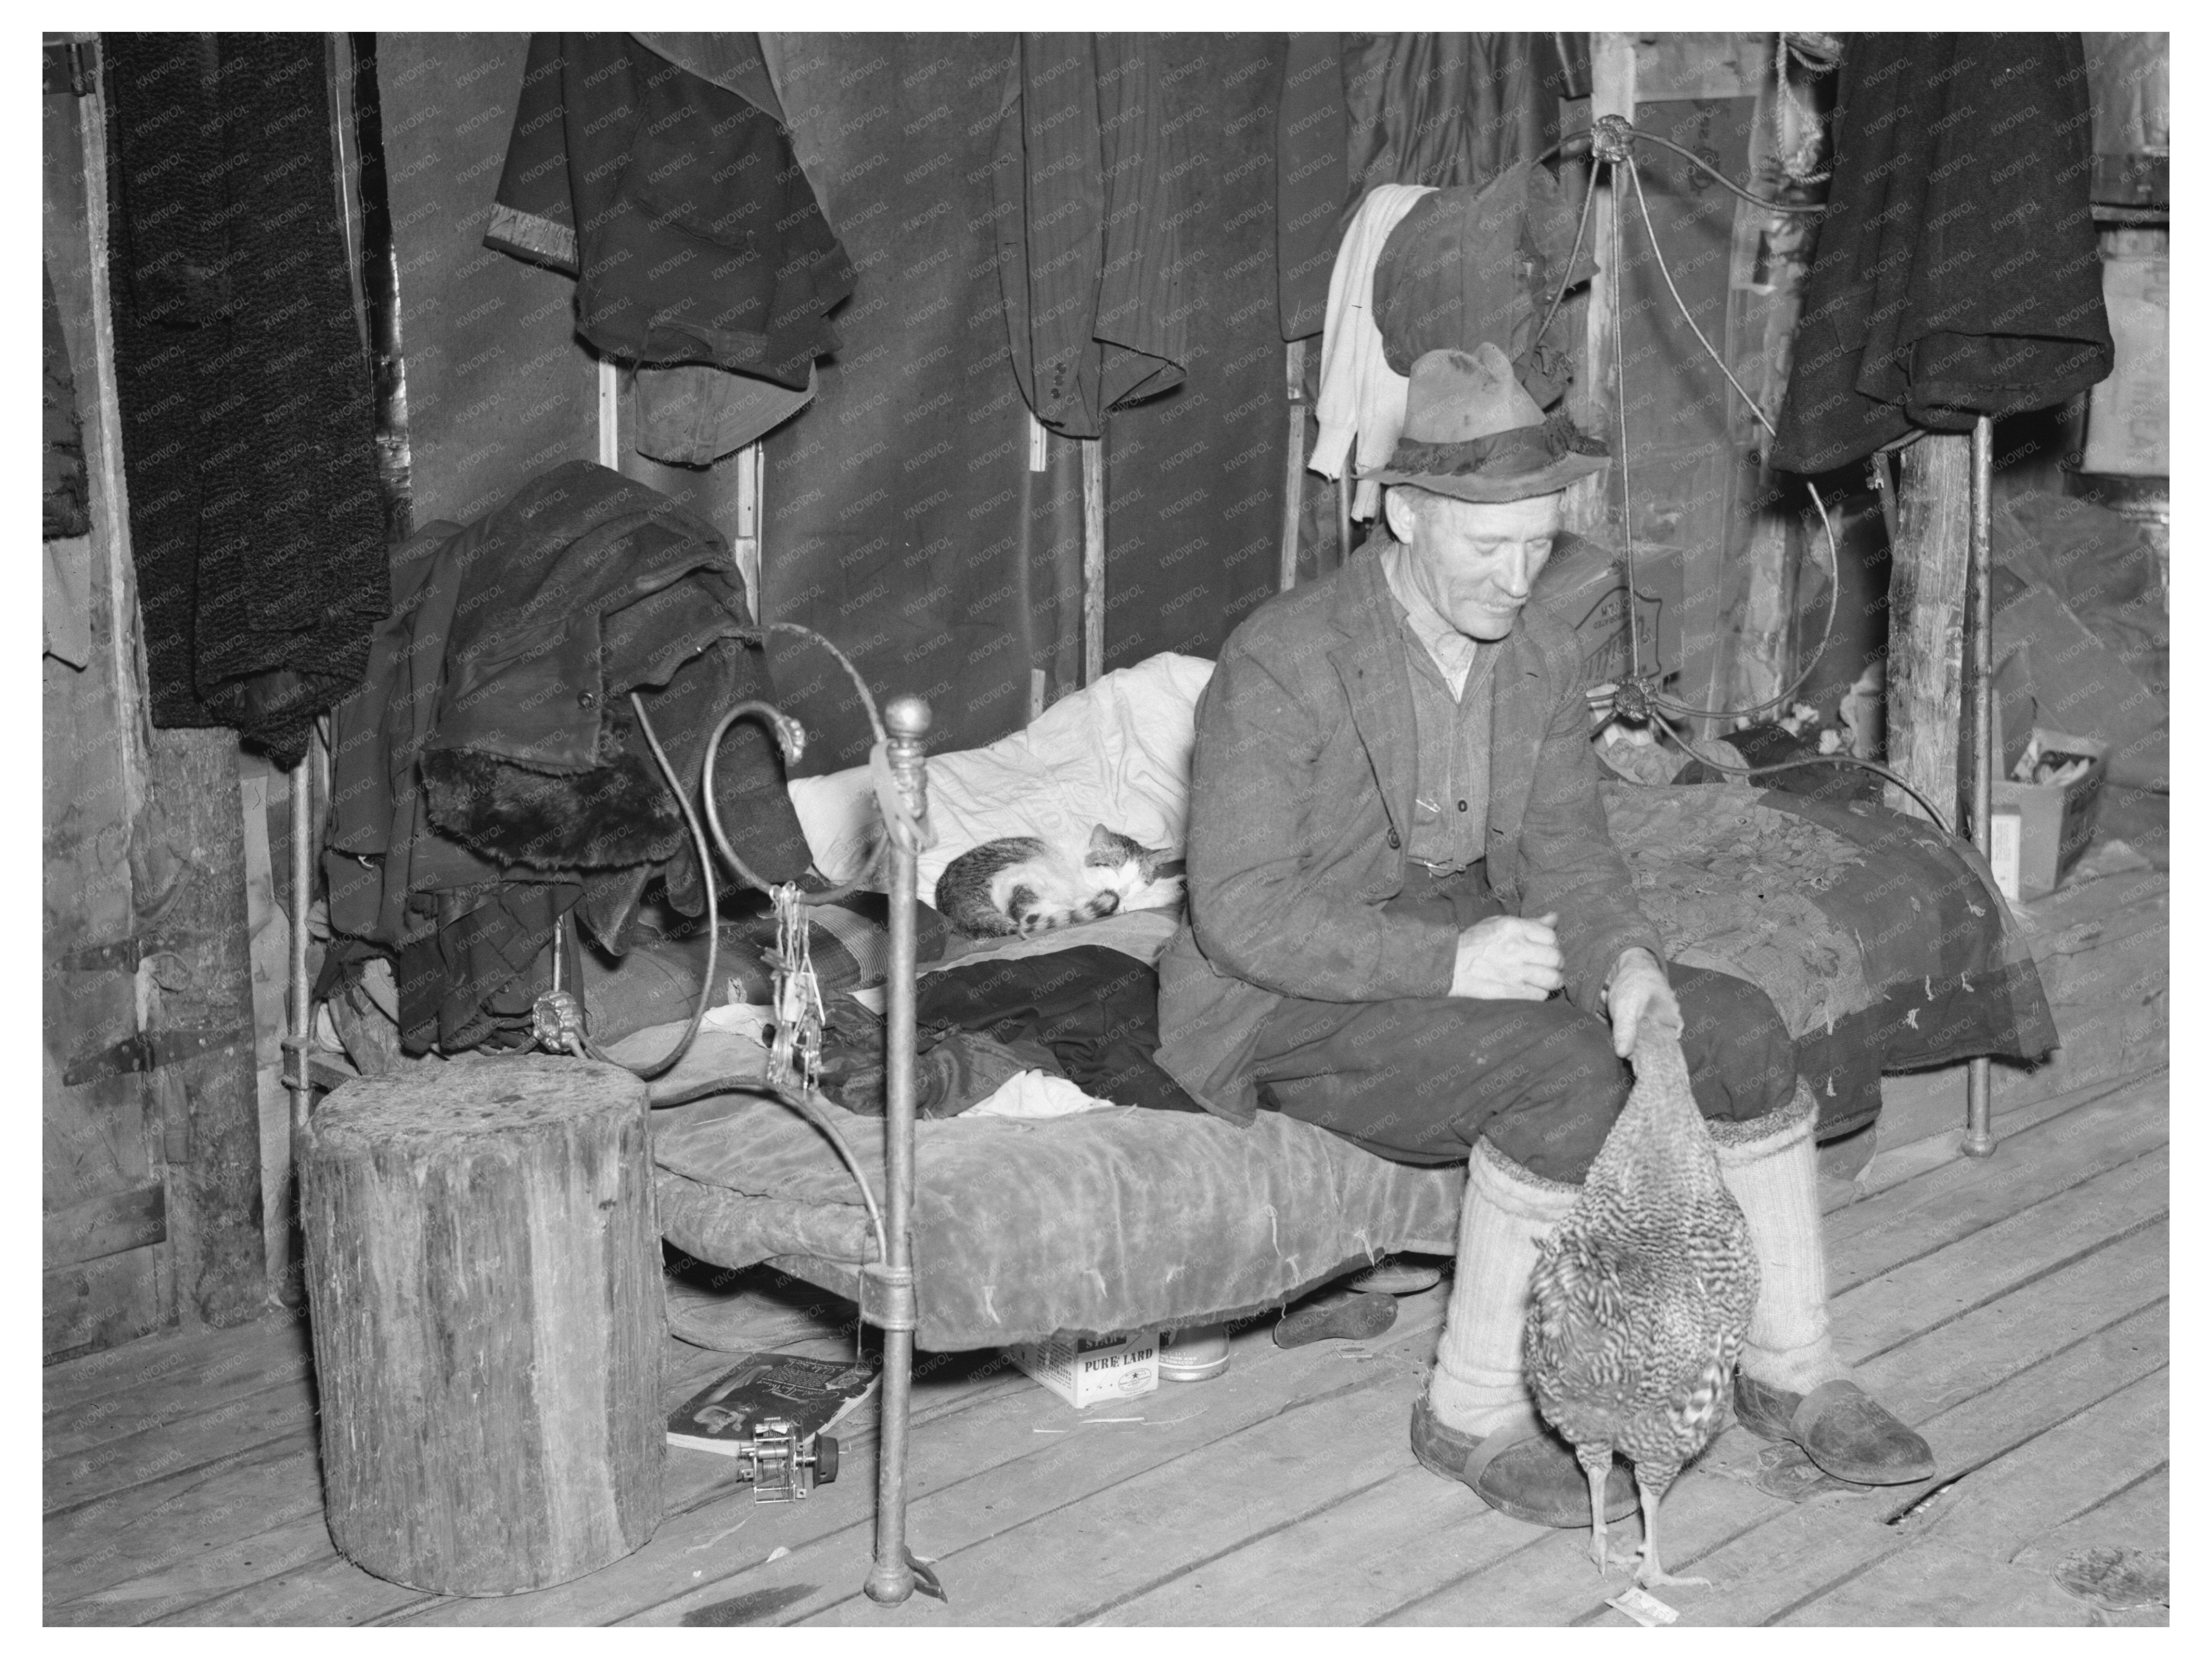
[884,694,931,740]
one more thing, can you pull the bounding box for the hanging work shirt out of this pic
[1381,544,1498,874]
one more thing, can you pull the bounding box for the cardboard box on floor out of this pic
[1008,1330,1159,1409]
[1989,654,2108,898]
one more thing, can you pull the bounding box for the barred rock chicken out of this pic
[1523,1019,1758,1589]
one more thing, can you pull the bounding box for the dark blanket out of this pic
[1771,33,2113,473]
[103,33,389,767]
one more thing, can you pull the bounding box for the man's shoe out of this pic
[1733,1373,1936,1485]
[1274,1288,1397,1348]
[1409,1396,1636,1527]
[1346,1255,1444,1296]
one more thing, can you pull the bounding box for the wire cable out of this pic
[1533,147,1599,352]
[703,622,894,907]
[699,699,882,903]
[1618,149,1846,725]
[575,690,719,1082]
[1533,117,1844,727]
[647,1073,890,1266]
[1622,124,1826,213]
[1626,155,1775,443]
[1647,711,1955,838]
[1538,126,1825,213]
[558,620,902,1078]
[1609,165,1646,685]
[556,619,905,1248]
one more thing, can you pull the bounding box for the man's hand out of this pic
[1606,947,1681,1057]
[1450,912,1563,1001]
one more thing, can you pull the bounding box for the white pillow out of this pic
[787,652,1216,898]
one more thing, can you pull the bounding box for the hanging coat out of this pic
[325,461,816,1053]
[487,33,855,460]
[102,33,389,767]
[1771,33,2114,474]
[1276,33,1586,343]
[993,34,1189,438]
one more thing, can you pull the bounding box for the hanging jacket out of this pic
[1771,34,2114,473]
[1343,33,1564,201]
[487,31,855,461]
[326,461,816,1051]
[993,33,1190,438]
[1369,160,1596,410]
[1278,34,1586,344]
[102,33,388,767]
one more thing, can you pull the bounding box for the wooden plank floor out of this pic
[45,1057,2167,1627]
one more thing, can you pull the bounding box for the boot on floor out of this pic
[1411,1137,1637,1527]
[1710,1085,1935,1485]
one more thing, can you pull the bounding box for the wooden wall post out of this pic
[1724,34,1816,715]
[45,54,265,1344]
[1278,339,1307,592]
[1883,433,1973,825]
[1081,436,1106,684]
[1563,33,1635,541]
[142,732,271,1328]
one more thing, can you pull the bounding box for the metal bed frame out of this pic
[858,693,932,1604]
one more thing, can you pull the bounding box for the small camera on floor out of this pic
[731,1417,839,1503]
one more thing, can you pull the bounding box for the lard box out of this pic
[1007,1330,1160,1409]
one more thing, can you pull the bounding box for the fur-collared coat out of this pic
[325,460,814,1051]
[1155,543,1664,1124]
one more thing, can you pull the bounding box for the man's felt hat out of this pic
[1361,343,1610,504]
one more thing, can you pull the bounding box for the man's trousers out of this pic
[1247,863,1800,1183]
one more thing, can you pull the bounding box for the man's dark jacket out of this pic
[1155,542,1663,1123]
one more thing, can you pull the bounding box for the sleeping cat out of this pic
[935,824,1183,939]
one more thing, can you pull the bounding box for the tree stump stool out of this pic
[300,1054,664,1595]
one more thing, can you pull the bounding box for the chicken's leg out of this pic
[1634,1474,1711,1590]
[1576,1445,1619,1573]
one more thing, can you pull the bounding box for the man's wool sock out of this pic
[1711,1083,1852,1396]
[1427,1137,1580,1436]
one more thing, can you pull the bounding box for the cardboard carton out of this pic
[1008,1330,1159,1409]
[1990,729,2108,898]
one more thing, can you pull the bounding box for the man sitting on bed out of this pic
[1155,344,1933,1531]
